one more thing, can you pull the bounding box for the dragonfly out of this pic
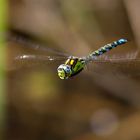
[9,35,140,79]
[9,35,140,105]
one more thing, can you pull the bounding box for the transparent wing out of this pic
[15,54,68,61]
[90,67,140,106]
[94,50,139,62]
[87,51,140,77]
[7,33,72,70]
[8,33,71,57]
[85,51,140,104]
[8,54,68,70]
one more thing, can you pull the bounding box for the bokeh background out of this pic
[5,0,140,140]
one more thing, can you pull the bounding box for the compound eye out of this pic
[65,66,71,73]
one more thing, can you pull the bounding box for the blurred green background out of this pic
[5,0,140,140]
[0,0,7,139]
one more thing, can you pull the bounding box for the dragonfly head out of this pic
[57,64,72,79]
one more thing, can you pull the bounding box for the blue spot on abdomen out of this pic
[117,39,128,45]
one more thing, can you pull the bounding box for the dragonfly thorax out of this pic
[57,57,86,79]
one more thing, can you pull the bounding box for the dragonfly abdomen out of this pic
[88,39,128,60]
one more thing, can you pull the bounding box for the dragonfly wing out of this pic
[90,68,140,106]
[15,54,68,61]
[8,33,71,57]
[86,52,140,105]
[8,54,68,70]
[87,51,140,77]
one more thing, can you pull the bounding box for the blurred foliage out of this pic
[0,0,7,139]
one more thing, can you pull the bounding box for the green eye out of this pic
[58,70,66,79]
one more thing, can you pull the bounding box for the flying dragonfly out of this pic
[9,35,140,79]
